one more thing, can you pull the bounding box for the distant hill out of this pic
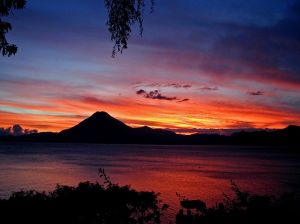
[1,112,299,145]
[230,125,300,145]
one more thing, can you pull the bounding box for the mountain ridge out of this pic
[1,111,299,146]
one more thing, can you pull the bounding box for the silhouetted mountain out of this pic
[58,111,177,144]
[59,112,132,143]
[1,111,299,146]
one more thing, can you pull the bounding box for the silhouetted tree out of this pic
[1,0,154,57]
[104,0,154,57]
[0,0,26,56]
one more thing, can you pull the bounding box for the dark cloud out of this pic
[169,83,192,88]
[145,90,177,100]
[136,89,177,101]
[136,89,190,102]
[247,91,264,96]
[177,98,189,103]
[0,125,38,136]
[136,89,146,95]
[199,86,219,91]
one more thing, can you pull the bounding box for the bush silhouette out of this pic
[0,169,168,224]
[176,181,299,224]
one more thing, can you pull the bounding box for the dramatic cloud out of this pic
[136,89,178,101]
[136,89,190,103]
[1,0,299,132]
[247,91,264,96]
[0,125,38,136]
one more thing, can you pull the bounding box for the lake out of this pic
[0,142,300,218]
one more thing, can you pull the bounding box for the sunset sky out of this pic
[1,0,300,134]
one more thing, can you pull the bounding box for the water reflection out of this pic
[0,143,299,215]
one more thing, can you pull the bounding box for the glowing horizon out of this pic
[1,0,300,134]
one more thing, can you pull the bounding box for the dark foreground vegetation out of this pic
[0,169,168,224]
[0,171,299,224]
[176,181,299,224]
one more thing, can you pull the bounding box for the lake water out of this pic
[0,142,300,219]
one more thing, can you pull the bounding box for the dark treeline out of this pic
[0,171,299,224]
